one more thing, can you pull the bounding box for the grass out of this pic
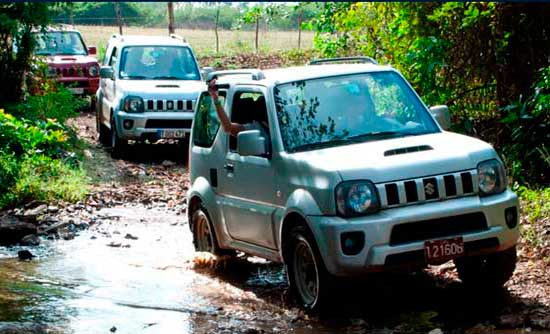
[76,25,315,57]
[516,185,550,251]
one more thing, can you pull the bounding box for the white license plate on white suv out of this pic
[158,129,186,139]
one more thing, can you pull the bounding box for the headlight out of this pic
[123,96,144,113]
[88,65,99,77]
[477,159,507,196]
[335,180,380,217]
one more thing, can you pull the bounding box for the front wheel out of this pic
[191,207,235,257]
[454,246,517,290]
[286,225,334,312]
[110,118,127,159]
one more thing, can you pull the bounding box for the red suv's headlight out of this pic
[89,65,99,77]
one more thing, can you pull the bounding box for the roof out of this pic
[108,35,190,48]
[214,63,396,86]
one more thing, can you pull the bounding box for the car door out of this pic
[101,46,118,123]
[217,86,278,250]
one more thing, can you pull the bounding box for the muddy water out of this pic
[0,206,546,334]
[0,207,322,334]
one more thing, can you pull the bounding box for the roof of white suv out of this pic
[108,34,190,48]
[213,63,395,86]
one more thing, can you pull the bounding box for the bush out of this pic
[0,105,87,209]
[1,155,88,207]
[0,109,71,159]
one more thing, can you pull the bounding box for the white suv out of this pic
[96,34,208,157]
[187,58,519,311]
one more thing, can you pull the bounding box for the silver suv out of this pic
[187,58,519,311]
[96,34,208,157]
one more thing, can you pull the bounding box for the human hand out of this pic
[207,79,218,98]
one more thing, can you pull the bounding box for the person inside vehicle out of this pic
[207,79,270,148]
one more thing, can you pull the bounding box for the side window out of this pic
[109,47,118,68]
[193,92,226,148]
[229,91,270,155]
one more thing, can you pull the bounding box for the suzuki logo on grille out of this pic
[425,182,435,196]
[167,101,173,109]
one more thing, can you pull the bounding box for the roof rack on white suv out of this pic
[309,56,378,65]
[170,33,187,42]
[206,69,265,82]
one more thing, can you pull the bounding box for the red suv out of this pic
[34,26,100,106]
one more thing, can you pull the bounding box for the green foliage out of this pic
[0,3,54,103]
[515,185,550,249]
[12,85,85,124]
[59,2,144,26]
[0,155,88,208]
[309,3,550,185]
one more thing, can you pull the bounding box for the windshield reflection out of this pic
[34,32,87,56]
[274,71,439,152]
[119,46,200,81]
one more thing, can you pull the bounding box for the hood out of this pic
[289,131,498,183]
[45,55,98,66]
[117,79,205,100]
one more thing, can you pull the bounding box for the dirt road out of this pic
[0,112,548,334]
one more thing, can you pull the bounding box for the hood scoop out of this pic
[156,84,180,88]
[384,145,433,157]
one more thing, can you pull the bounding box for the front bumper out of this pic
[114,110,194,140]
[307,189,519,276]
[57,77,99,96]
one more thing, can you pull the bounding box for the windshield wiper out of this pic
[348,130,426,142]
[122,75,147,80]
[291,138,357,152]
[153,76,185,80]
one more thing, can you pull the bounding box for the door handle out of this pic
[223,163,234,172]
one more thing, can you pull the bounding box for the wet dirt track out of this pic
[0,113,549,334]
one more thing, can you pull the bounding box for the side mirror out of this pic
[88,46,97,56]
[201,67,214,80]
[237,130,266,157]
[99,66,114,80]
[429,105,451,130]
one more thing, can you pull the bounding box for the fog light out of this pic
[340,231,365,256]
[505,207,518,229]
[123,119,133,130]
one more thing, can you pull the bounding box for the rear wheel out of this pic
[286,225,334,312]
[454,246,517,290]
[191,207,235,256]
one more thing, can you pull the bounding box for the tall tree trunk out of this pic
[114,2,123,35]
[167,2,175,35]
[297,11,302,49]
[255,17,259,53]
[215,6,220,54]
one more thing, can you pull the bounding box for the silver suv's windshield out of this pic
[119,46,200,80]
[274,71,440,153]
[34,31,87,56]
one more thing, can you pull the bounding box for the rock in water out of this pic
[0,217,38,246]
[20,234,40,246]
[18,250,35,261]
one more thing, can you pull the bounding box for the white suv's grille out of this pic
[376,170,478,209]
[145,99,195,112]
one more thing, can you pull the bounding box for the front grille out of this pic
[145,119,192,129]
[55,66,85,77]
[389,212,488,246]
[384,237,499,266]
[377,171,477,208]
[144,99,194,112]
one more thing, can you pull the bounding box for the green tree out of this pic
[0,3,53,103]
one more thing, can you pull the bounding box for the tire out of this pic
[110,117,127,159]
[285,224,334,312]
[454,246,517,290]
[191,207,235,256]
[95,99,111,146]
